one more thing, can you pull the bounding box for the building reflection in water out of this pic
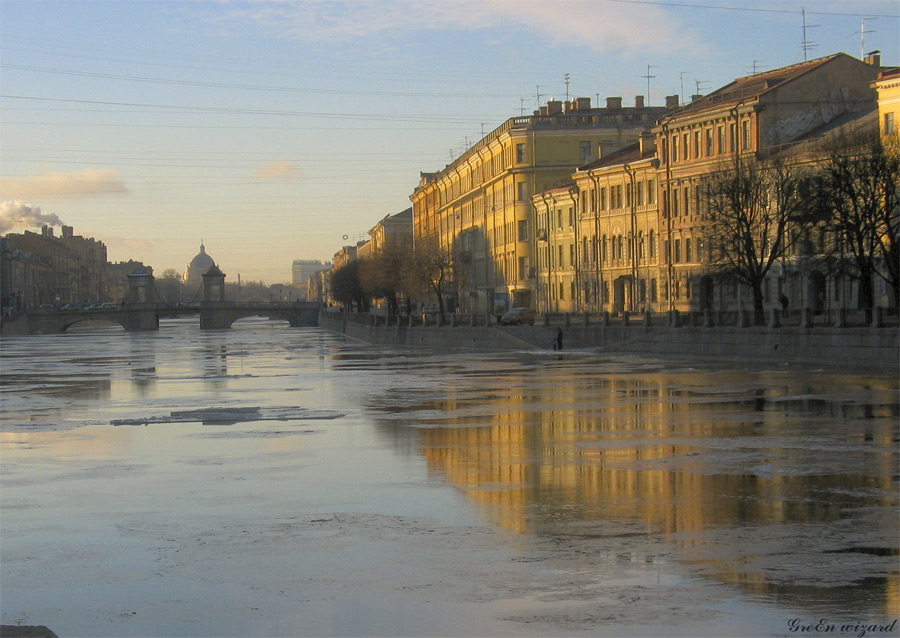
[368,361,899,619]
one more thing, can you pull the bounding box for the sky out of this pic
[1,0,898,284]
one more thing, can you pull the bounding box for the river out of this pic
[1,318,897,637]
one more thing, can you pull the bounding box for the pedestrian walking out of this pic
[553,328,563,351]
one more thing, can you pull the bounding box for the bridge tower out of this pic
[202,265,226,302]
[127,270,154,304]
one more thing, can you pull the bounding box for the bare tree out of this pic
[359,244,406,316]
[405,240,454,321]
[329,260,367,312]
[704,155,813,324]
[819,132,900,312]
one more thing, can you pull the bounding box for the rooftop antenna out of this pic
[860,18,877,59]
[679,71,691,106]
[747,60,766,76]
[640,65,657,105]
[801,8,819,61]
[694,79,709,96]
[564,73,571,101]
[535,85,544,108]
[519,98,526,116]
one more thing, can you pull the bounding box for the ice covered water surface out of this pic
[1,318,897,637]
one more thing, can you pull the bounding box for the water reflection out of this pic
[366,355,899,619]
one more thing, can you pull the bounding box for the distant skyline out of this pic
[2,0,898,283]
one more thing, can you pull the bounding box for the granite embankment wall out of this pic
[319,311,899,370]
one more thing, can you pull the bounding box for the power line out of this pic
[600,0,898,18]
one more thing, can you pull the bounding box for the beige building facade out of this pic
[410,97,670,314]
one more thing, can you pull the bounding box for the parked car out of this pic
[60,303,81,311]
[500,307,535,326]
[99,303,118,310]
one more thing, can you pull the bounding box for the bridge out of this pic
[21,301,321,334]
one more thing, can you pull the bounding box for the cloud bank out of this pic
[0,169,127,200]
[0,200,65,233]
[223,0,694,56]
[253,161,301,181]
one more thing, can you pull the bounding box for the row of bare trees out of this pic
[328,241,455,317]
[703,131,899,324]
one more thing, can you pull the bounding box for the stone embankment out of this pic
[320,308,899,370]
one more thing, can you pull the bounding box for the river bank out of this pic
[319,310,899,370]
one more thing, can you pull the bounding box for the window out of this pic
[579,141,591,162]
[694,131,701,157]
[570,282,576,301]
[695,185,702,218]
[671,136,679,163]
[664,240,670,263]
[717,126,725,154]
[517,181,528,201]
[742,120,751,150]
[568,207,574,227]
[683,133,690,160]
[696,238,704,261]
[516,143,525,163]
[518,257,528,280]
[683,186,690,216]
[626,183,633,208]
[638,230,644,260]
[662,191,669,218]
[672,189,679,217]
[649,230,656,258]
[600,187,607,210]
[559,282,565,300]
[705,129,713,156]
[674,239,682,263]
[662,139,668,164]
[685,238,692,262]
[729,123,737,152]
[886,113,896,136]
[639,279,646,303]
[636,181,644,206]
[558,245,564,266]
[651,278,658,303]
[647,179,655,204]
[517,220,528,242]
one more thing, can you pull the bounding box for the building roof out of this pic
[669,53,846,118]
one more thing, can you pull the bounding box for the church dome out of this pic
[183,242,216,284]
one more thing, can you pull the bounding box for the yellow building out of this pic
[410,97,670,314]
[873,66,900,136]
[532,184,578,313]
[652,52,881,313]
[571,134,661,314]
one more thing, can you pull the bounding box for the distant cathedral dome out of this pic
[183,242,217,284]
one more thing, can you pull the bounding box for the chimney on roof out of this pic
[665,95,679,109]
[635,95,645,108]
[42,226,53,238]
[62,225,73,239]
[547,100,563,115]
[691,94,703,102]
[639,131,655,155]
[865,51,881,67]
[574,96,591,110]
[606,97,622,110]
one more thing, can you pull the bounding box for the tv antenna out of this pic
[801,7,819,61]
[860,18,877,59]
[640,65,657,105]
[534,85,545,108]
[564,73,571,101]
[679,71,691,106]
[695,79,709,96]
[747,60,766,76]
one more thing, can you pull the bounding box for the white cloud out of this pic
[0,169,127,201]
[253,161,302,181]
[222,0,695,55]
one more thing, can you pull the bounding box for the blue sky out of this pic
[1,0,898,283]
